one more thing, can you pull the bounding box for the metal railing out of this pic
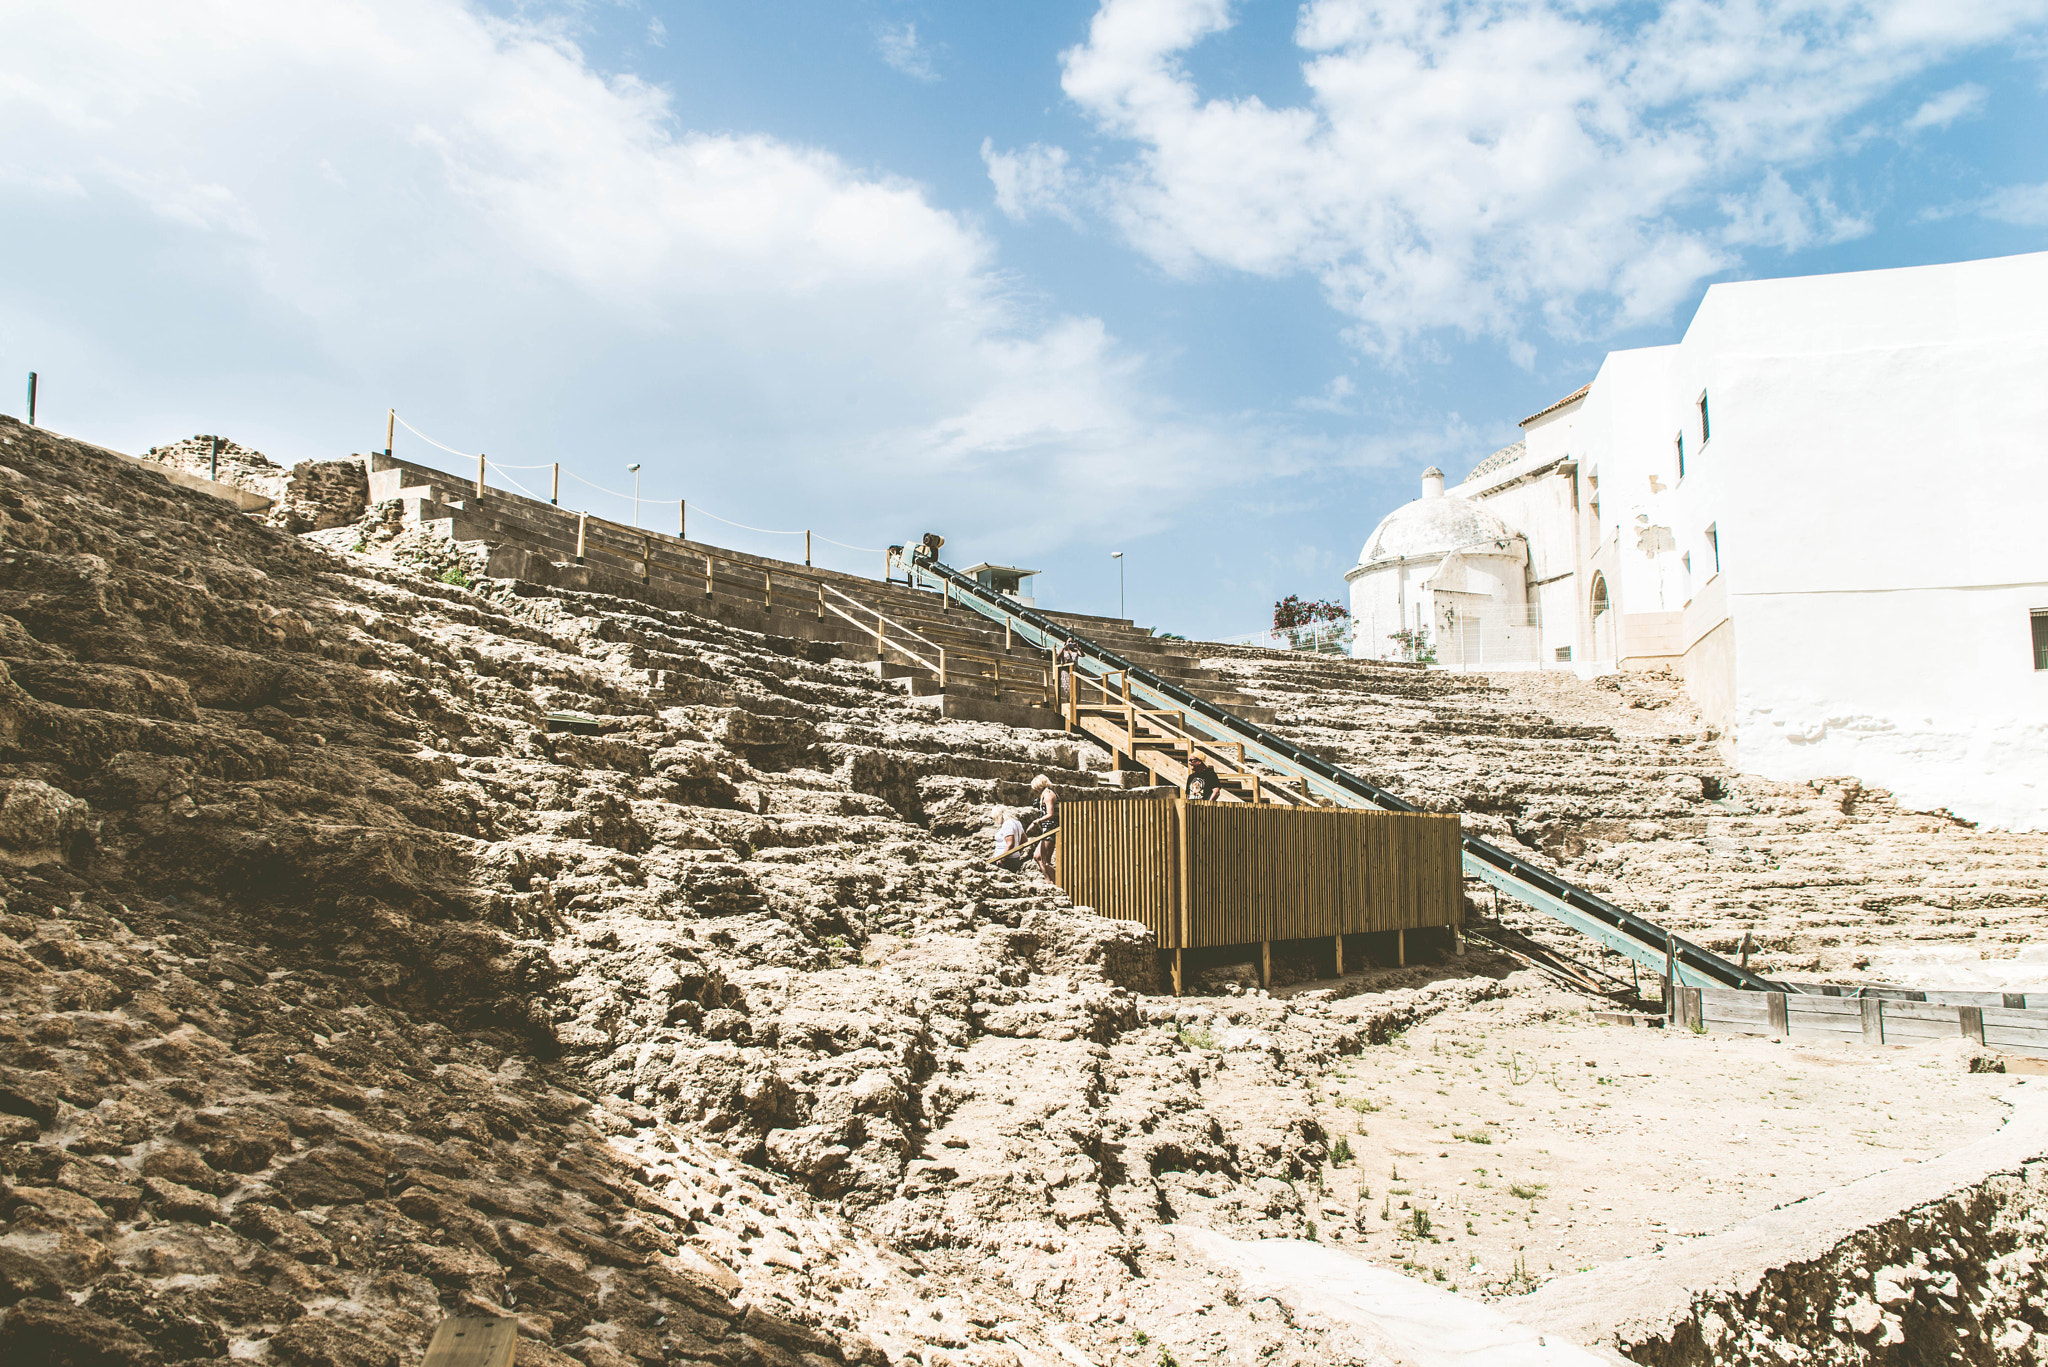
[915,555,1787,994]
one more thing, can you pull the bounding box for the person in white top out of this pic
[991,806,1025,861]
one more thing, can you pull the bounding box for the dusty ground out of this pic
[1298,975,2020,1296]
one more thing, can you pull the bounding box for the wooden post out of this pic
[422,1318,518,1367]
[678,499,685,538]
[938,647,946,688]
[1334,934,1345,978]
[1172,948,1183,998]
[1739,930,1753,971]
[817,583,824,620]
[384,407,395,458]
[1960,1004,1986,1045]
[642,533,652,584]
[1261,940,1271,989]
[1397,929,1406,967]
[576,512,587,562]
[704,553,713,596]
[1005,618,1013,649]
[1859,995,1884,1046]
[765,569,772,610]
[1683,986,1703,1032]
[1663,932,1678,1022]
[476,453,486,498]
[875,608,885,659]
[209,435,219,482]
[1767,991,1789,1037]
[805,530,812,566]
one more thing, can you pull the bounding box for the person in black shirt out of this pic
[1186,755,1221,801]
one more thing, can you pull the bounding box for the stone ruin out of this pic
[3,416,2048,1367]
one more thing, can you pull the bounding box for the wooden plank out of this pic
[1787,996,1861,1017]
[1705,1019,1772,1037]
[1703,999,1771,1024]
[1880,1015,1965,1041]
[1882,1000,1968,1023]
[1981,1006,2048,1028]
[422,1319,519,1367]
[1860,996,1884,1044]
[1768,992,1788,1036]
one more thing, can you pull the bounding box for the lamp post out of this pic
[627,463,642,528]
[1111,551,1124,620]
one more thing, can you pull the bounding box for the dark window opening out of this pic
[1555,646,1573,663]
[2034,610,2048,671]
[1698,390,1711,444]
[1707,523,1720,574]
[1675,431,1685,480]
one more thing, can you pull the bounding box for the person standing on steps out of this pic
[1186,754,1221,801]
[1027,774,1059,883]
[1055,638,1084,706]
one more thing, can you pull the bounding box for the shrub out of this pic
[1329,1137,1353,1166]
[439,566,472,588]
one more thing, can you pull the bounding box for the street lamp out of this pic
[1111,551,1124,620]
[627,463,642,527]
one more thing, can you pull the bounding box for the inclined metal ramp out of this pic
[914,557,1787,994]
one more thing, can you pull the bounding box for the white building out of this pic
[1348,251,2048,831]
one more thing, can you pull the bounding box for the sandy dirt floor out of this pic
[1284,967,2023,1299]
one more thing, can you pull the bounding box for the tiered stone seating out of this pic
[369,454,1272,731]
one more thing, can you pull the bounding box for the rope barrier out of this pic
[393,413,477,459]
[394,412,892,561]
[485,461,545,502]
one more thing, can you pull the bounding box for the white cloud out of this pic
[1718,171,1871,253]
[1295,374,1355,413]
[1013,0,2048,351]
[0,0,1250,557]
[1976,180,2048,224]
[877,20,939,81]
[647,16,667,48]
[1905,82,1987,130]
[982,139,1081,224]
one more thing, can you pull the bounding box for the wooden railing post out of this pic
[938,647,947,688]
[704,553,713,596]
[551,463,560,505]
[476,453,486,498]
[765,569,773,611]
[642,533,652,584]
[875,608,885,659]
[805,530,812,566]
[576,512,587,562]
[817,582,824,620]
[678,499,685,540]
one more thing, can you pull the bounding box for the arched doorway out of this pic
[1589,572,1614,664]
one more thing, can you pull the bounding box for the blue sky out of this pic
[3,0,2045,639]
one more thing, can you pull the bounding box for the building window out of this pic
[1698,391,1710,444]
[1681,552,1692,601]
[1707,523,1720,574]
[1591,573,1610,616]
[1555,646,1573,663]
[2035,610,2048,671]
[1674,431,1685,480]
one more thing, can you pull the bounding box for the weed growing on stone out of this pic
[439,566,471,588]
[1330,1137,1353,1165]
[1509,1181,1548,1200]
[1179,1024,1218,1050]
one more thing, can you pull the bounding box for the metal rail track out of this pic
[915,556,1789,994]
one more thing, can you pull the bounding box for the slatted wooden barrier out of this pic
[1687,985,2048,1058]
[1056,798,1463,992]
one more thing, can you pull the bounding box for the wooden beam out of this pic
[1334,934,1344,978]
[422,1319,518,1367]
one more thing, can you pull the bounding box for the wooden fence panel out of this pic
[1062,798,1460,951]
[1056,798,1177,944]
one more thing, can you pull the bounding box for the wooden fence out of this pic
[1679,985,2048,1059]
[1056,798,1463,989]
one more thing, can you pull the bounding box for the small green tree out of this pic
[1388,627,1437,665]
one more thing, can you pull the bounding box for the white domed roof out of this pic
[1358,470,1524,566]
